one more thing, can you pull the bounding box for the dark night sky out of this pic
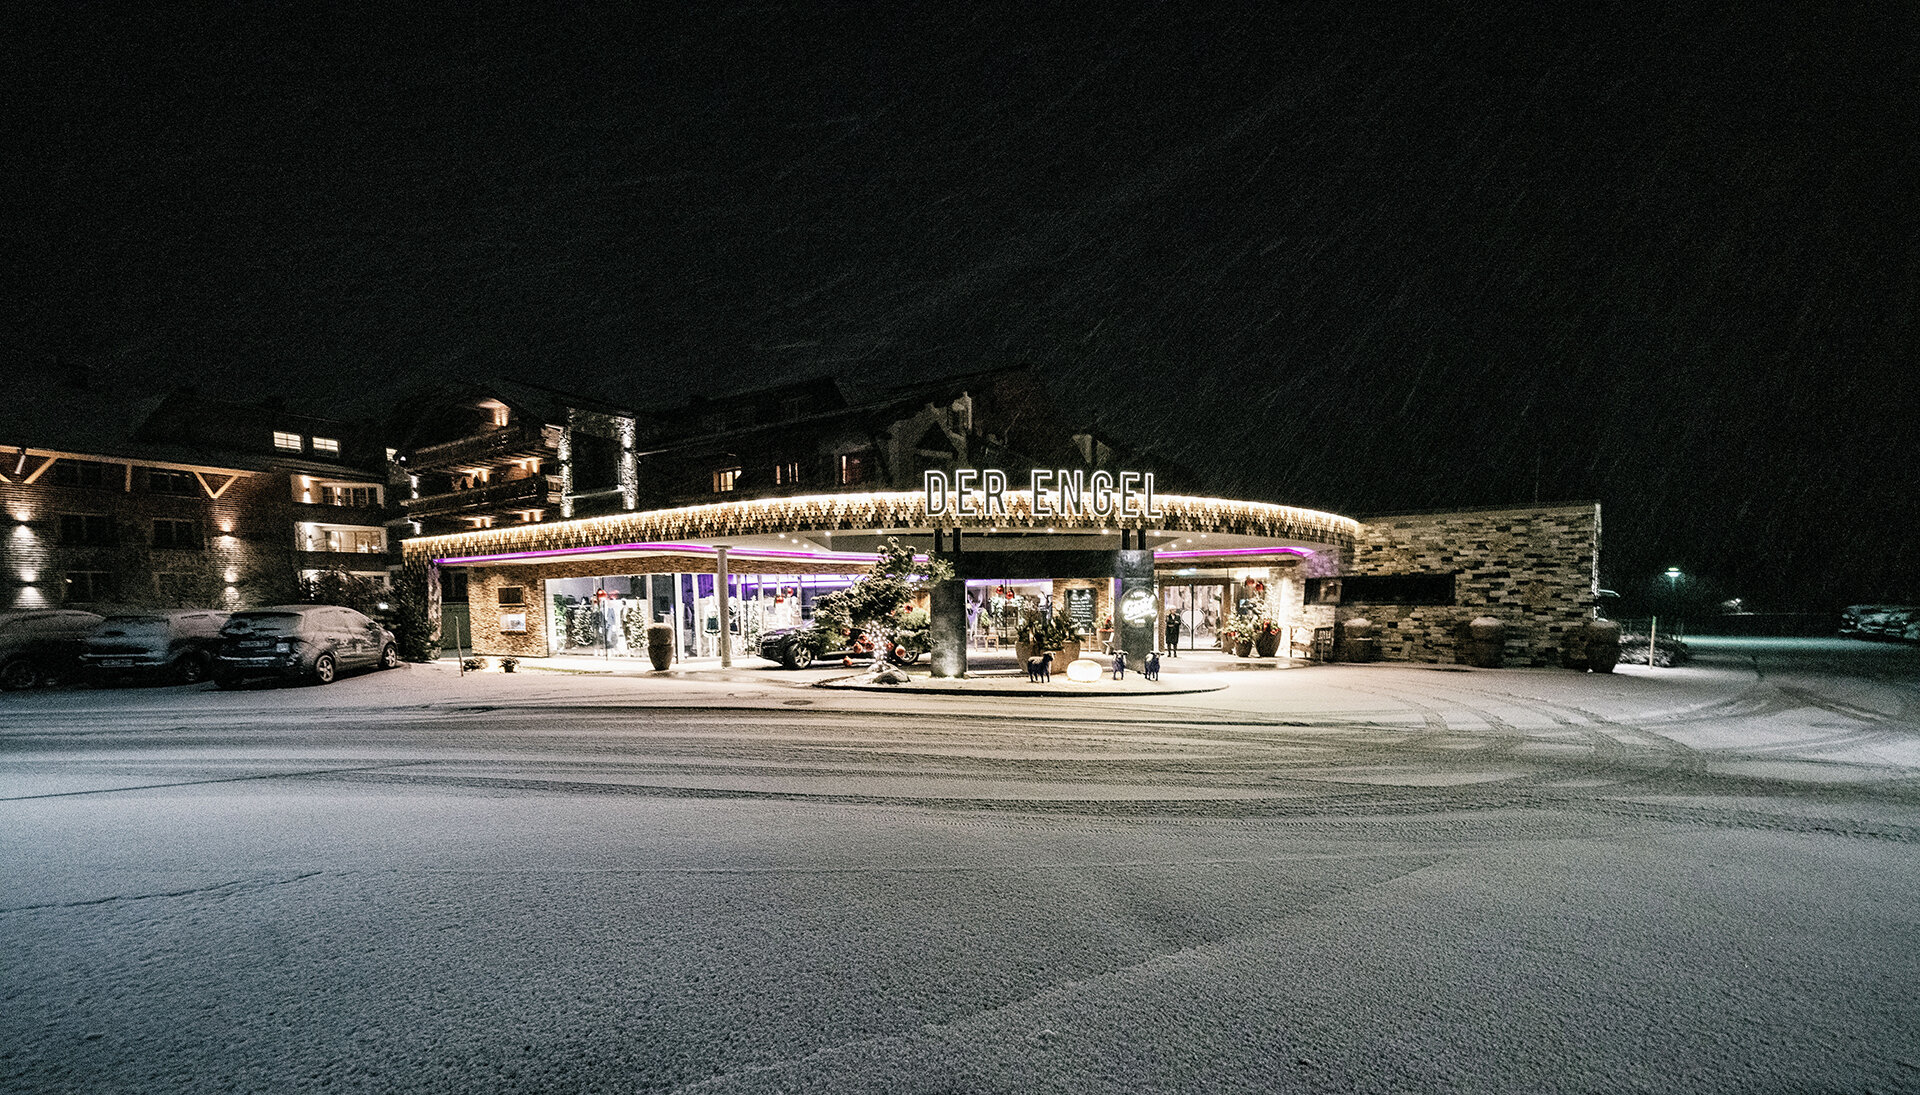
[10,2,1918,610]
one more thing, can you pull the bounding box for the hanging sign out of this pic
[924,469,1164,520]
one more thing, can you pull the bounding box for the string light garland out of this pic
[404,491,1358,565]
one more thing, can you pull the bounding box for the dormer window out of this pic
[712,467,741,493]
[273,431,303,452]
[311,437,340,455]
[839,452,869,486]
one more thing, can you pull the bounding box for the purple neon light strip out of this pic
[1152,546,1313,560]
[433,541,888,566]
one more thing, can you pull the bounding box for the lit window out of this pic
[320,484,380,508]
[712,467,741,493]
[273,432,303,451]
[312,437,340,455]
[774,461,801,486]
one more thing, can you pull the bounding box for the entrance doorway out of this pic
[1160,583,1226,652]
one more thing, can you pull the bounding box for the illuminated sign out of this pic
[924,469,1164,520]
[1119,588,1157,625]
[499,613,527,633]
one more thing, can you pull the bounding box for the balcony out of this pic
[400,474,559,518]
[405,422,560,472]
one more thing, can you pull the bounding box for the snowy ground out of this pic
[3,638,1918,1093]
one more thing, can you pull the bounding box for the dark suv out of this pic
[757,627,924,670]
[214,605,399,687]
[0,610,105,690]
[80,610,230,686]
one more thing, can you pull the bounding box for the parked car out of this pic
[0,609,106,690]
[1840,604,1919,642]
[214,605,399,687]
[80,610,231,686]
[757,626,924,670]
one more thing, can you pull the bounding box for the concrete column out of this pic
[929,528,966,678]
[929,571,966,677]
[715,545,731,668]
[1116,548,1157,673]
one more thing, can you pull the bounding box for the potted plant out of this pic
[1048,610,1081,666]
[645,622,674,670]
[1097,614,1114,648]
[1253,619,1282,657]
[1223,620,1254,657]
[1014,608,1039,665]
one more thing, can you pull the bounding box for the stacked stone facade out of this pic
[1339,503,1600,666]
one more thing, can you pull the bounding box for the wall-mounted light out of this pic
[224,569,238,584]
[19,569,36,583]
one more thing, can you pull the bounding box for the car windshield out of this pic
[222,612,304,636]
[97,616,168,638]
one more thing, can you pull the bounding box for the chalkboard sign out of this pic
[1065,587,1096,634]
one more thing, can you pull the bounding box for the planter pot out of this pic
[1235,639,1254,657]
[1254,631,1280,657]
[1058,640,1081,665]
[1014,640,1034,665]
[646,623,674,671]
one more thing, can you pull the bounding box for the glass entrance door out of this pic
[1161,583,1226,652]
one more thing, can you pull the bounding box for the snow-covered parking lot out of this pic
[3,638,1918,1093]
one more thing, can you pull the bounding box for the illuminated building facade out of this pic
[401,368,1601,670]
[1,384,393,612]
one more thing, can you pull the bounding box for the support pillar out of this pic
[715,545,731,668]
[1116,548,1157,674]
[930,528,967,677]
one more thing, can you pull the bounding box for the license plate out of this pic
[102,659,137,668]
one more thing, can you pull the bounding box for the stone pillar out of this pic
[1115,548,1157,674]
[929,571,966,678]
[715,546,731,668]
[930,528,967,678]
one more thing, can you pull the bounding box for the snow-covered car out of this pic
[79,610,231,686]
[214,605,399,687]
[1839,605,1918,642]
[0,609,105,690]
[756,626,924,670]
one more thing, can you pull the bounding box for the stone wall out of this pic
[1341,503,1599,667]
